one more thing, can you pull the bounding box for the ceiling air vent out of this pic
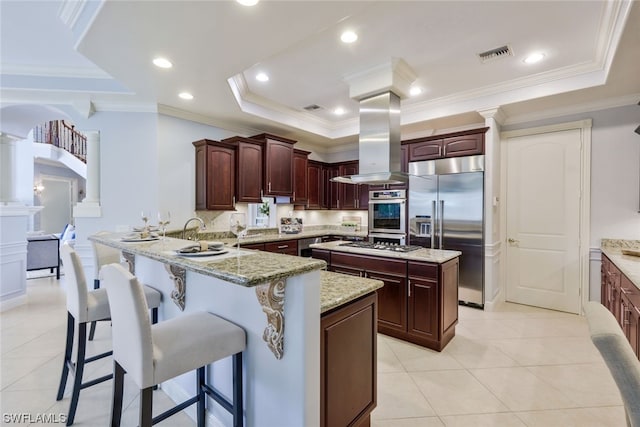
[477,44,513,63]
[303,104,322,111]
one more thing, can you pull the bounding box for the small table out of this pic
[27,235,60,279]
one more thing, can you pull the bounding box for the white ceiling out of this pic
[1,0,638,151]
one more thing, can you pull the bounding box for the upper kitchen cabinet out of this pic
[307,160,326,209]
[222,136,263,204]
[251,133,296,197]
[293,149,310,205]
[193,139,236,211]
[405,127,488,162]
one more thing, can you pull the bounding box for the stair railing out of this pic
[33,120,87,163]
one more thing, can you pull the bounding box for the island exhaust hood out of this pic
[332,90,407,185]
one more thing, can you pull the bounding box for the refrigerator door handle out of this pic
[431,200,436,249]
[439,200,444,249]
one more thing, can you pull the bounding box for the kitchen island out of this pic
[311,240,461,351]
[89,232,382,427]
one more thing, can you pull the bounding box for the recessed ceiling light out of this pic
[334,107,345,115]
[237,0,259,5]
[410,87,422,96]
[340,30,358,44]
[523,52,545,64]
[178,92,194,100]
[153,57,173,69]
[256,72,269,82]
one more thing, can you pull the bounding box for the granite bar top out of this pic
[89,232,326,287]
[320,271,383,314]
[601,239,640,289]
[310,240,461,264]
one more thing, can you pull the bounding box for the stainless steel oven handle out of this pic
[439,200,444,249]
[431,200,436,249]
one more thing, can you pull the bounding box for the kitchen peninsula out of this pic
[311,240,461,351]
[89,232,383,427]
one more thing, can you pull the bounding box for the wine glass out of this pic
[140,211,149,231]
[229,213,247,252]
[157,211,171,241]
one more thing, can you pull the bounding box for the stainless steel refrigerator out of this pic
[408,155,485,308]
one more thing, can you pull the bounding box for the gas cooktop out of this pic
[339,242,422,253]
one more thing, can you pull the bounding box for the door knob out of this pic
[508,238,519,245]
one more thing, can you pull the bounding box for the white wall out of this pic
[157,114,239,228]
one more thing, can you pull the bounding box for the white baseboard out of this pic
[483,286,503,312]
[0,294,27,312]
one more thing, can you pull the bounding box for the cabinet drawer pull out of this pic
[268,182,272,192]
[277,245,289,249]
[408,279,411,297]
[232,196,236,208]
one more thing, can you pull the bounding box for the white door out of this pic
[505,129,582,314]
[40,178,73,234]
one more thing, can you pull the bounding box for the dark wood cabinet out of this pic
[251,133,296,197]
[307,161,325,209]
[601,254,640,360]
[405,127,487,162]
[293,149,309,205]
[339,161,359,210]
[326,165,340,209]
[407,138,443,161]
[321,292,377,427]
[240,242,265,251]
[264,239,298,256]
[223,136,263,203]
[193,139,236,211]
[443,133,484,158]
[318,249,459,351]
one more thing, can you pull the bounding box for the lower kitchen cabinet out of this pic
[264,239,298,256]
[602,253,640,361]
[321,292,377,427]
[319,250,459,351]
[240,242,265,251]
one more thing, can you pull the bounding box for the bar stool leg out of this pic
[232,353,243,427]
[110,362,125,427]
[66,322,87,426]
[197,367,206,427]
[56,312,74,401]
[139,387,153,427]
[88,280,100,341]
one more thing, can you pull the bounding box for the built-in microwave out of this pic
[368,189,406,235]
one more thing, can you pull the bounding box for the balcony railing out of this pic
[33,120,87,163]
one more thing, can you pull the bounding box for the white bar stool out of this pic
[101,263,246,427]
[89,232,122,340]
[57,244,162,426]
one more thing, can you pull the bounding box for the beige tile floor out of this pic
[1,276,627,426]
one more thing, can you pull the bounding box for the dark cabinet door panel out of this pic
[443,134,484,157]
[407,277,438,339]
[368,271,406,332]
[206,146,235,210]
[236,142,263,203]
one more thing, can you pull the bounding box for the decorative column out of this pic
[0,133,29,310]
[0,133,18,204]
[73,130,101,217]
[478,107,506,309]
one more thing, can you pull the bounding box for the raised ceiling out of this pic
[1,0,638,150]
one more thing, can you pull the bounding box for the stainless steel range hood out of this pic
[332,90,407,185]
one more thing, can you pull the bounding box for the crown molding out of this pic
[158,104,261,136]
[1,64,111,79]
[57,0,87,31]
[503,93,640,126]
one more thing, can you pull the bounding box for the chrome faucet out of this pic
[182,217,206,240]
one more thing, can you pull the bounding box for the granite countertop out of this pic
[601,239,640,289]
[309,240,461,264]
[320,271,383,314]
[89,232,326,287]
[220,229,367,246]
